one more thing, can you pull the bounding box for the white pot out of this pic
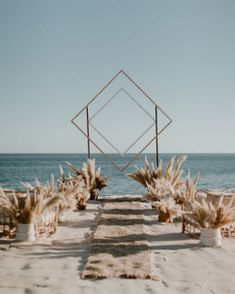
[16,223,36,241]
[200,228,222,247]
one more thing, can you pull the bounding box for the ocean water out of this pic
[0,153,235,195]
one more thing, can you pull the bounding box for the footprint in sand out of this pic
[162,279,169,288]
[22,263,31,270]
[145,285,156,293]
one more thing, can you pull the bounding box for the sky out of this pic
[0,0,235,153]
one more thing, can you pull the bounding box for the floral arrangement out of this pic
[187,196,235,229]
[66,159,107,200]
[58,166,89,211]
[0,185,60,224]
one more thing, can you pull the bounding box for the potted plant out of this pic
[152,196,182,223]
[141,161,200,225]
[187,197,235,247]
[58,165,90,211]
[128,155,187,189]
[57,181,79,222]
[0,188,60,241]
[66,159,107,200]
[173,172,199,207]
[76,183,89,210]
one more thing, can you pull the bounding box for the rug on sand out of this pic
[81,200,158,280]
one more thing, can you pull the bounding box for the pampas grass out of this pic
[140,157,201,224]
[152,196,182,223]
[173,172,199,207]
[66,159,107,200]
[139,156,187,202]
[0,188,60,224]
[128,158,163,187]
[188,196,235,229]
[144,178,174,201]
[58,180,89,211]
[129,155,187,190]
[58,165,89,210]
[21,174,55,199]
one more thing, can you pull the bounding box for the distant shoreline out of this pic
[1,153,235,155]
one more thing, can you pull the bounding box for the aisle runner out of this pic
[81,200,158,280]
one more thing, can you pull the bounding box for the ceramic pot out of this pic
[200,228,222,247]
[158,211,171,223]
[15,223,36,241]
[90,190,99,200]
[77,203,87,210]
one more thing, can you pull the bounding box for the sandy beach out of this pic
[0,195,234,294]
[1,1,235,293]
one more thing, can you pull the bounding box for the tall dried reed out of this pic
[0,187,60,224]
[58,165,89,210]
[66,159,107,200]
[129,156,187,189]
[188,196,235,229]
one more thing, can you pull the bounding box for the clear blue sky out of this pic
[0,0,235,153]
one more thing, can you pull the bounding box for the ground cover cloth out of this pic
[81,200,158,280]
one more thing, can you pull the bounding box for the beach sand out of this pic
[0,196,234,294]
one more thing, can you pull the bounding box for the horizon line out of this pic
[0,152,235,155]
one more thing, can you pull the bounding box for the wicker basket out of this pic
[158,211,171,223]
[0,205,59,240]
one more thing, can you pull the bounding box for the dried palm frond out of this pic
[187,196,235,229]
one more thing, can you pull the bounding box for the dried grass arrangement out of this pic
[186,196,235,246]
[128,158,163,187]
[173,172,199,207]
[0,175,60,241]
[0,187,60,225]
[0,183,61,241]
[66,159,107,200]
[152,196,182,223]
[144,178,174,202]
[129,155,187,191]
[187,196,235,229]
[139,156,201,224]
[58,165,89,210]
[141,156,187,202]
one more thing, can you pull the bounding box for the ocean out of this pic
[0,153,235,195]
